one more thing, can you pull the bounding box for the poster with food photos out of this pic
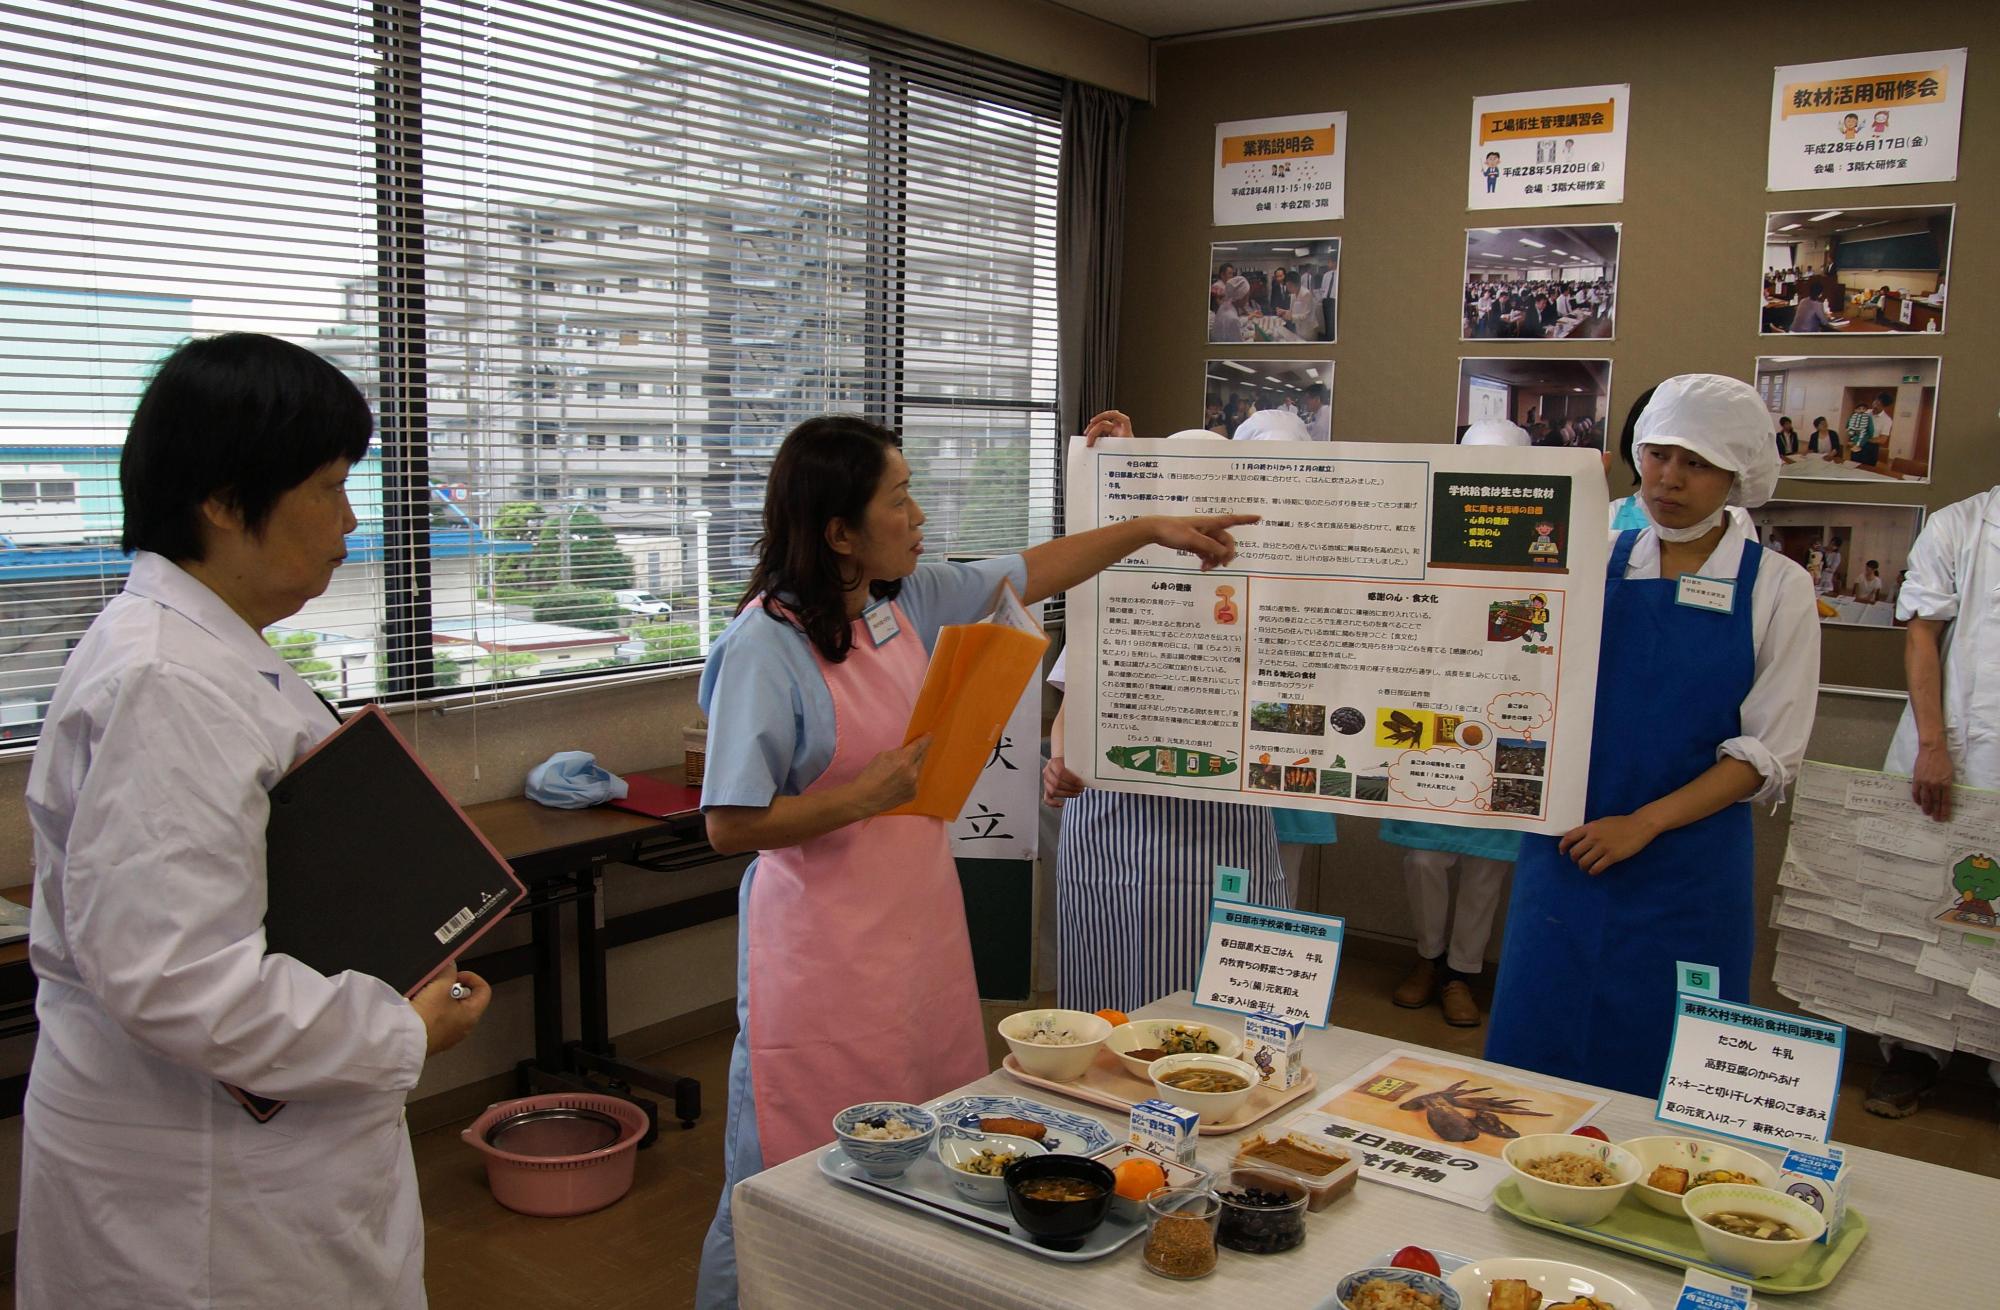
[1213,112,1348,226]
[1061,436,1606,833]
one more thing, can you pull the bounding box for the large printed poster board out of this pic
[1468,83,1628,210]
[1062,439,1605,833]
[1767,49,1966,191]
[1213,112,1349,226]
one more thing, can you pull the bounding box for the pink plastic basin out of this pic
[462,1092,649,1217]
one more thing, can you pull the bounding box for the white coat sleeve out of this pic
[59,662,427,1099]
[1895,503,1964,623]
[1717,554,1821,806]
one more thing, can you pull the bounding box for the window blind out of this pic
[0,0,1061,737]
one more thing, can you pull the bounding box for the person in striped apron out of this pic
[1040,421,1290,1015]
[1042,644,1288,1013]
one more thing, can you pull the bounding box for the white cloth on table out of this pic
[18,552,429,1310]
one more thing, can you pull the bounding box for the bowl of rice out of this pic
[1500,1132,1641,1226]
[998,1008,1113,1082]
[831,1101,938,1179]
[1335,1265,1462,1310]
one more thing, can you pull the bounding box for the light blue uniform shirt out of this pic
[697,555,1028,808]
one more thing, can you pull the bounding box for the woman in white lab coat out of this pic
[17,334,491,1309]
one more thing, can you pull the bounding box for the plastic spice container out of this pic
[1141,1188,1219,1280]
[1231,1129,1361,1210]
[1213,1167,1308,1254]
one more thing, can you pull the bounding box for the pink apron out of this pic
[747,601,990,1166]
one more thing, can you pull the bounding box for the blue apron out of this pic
[1485,529,1760,1097]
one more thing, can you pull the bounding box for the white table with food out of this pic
[731,992,1990,1309]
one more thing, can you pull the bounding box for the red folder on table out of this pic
[609,773,702,819]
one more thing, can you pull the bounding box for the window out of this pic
[1,0,1060,735]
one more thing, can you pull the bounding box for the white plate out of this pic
[1447,1256,1654,1310]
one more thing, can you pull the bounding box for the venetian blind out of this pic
[0,0,1061,738]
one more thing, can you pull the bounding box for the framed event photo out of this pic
[1461,223,1619,342]
[1204,360,1335,440]
[1749,500,1926,630]
[1756,354,1941,485]
[1207,237,1340,346]
[1759,204,1954,336]
[1456,357,1611,449]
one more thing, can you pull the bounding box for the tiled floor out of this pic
[7,939,1992,1309]
[409,936,1997,1310]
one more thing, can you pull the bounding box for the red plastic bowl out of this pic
[462,1092,649,1216]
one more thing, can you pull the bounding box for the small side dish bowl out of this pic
[1683,1182,1826,1279]
[1621,1134,1779,1216]
[1105,1019,1243,1081]
[934,1131,1046,1206]
[830,1101,938,1179]
[1002,1153,1116,1250]
[1336,1266,1463,1310]
[998,1008,1113,1082]
[1146,1052,1260,1124]
[1500,1132,1641,1226]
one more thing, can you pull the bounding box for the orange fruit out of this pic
[1113,1157,1168,1201]
[1094,1008,1129,1027]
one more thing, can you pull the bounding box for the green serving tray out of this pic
[1492,1181,1868,1295]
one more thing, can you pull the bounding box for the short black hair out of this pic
[121,333,373,560]
[1305,383,1329,403]
[1619,384,1659,476]
[1877,391,1894,406]
[1866,559,1879,569]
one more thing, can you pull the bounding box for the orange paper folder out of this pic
[887,620,1048,821]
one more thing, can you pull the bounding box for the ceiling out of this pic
[1762,206,1945,245]
[1460,357,1608,389]
[1464,224,1620,275]
[1053,0,1525,40]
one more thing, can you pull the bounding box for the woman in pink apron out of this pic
[695,415,1252,1308]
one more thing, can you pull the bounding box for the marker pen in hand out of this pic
[449,982,471,1001]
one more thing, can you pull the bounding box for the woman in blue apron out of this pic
[1487,375,1821,1097]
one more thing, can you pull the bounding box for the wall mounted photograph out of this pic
[1456,358,1610,447]
[1749,500,1927,630]
[1462,224,1618,340]
[1755,354,1939,484]
[1204,360,1334,439]
[1760,205,1953,335]
[1207,238,1340,344]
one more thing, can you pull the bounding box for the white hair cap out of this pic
[1225,275,1251,300]
[1634,373,1781,509]
[1459,418,1532,448]
[1167,428,1223,441]
[1233,410,1311,443]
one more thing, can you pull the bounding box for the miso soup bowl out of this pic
[1683,1182,1826,1279]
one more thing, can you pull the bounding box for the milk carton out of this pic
[1243,1011,1307,1090]
[1129,1098,1200,1165]
[1777,1144,1849,1244]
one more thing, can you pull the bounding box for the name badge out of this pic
[1675,573,1735,614]
[862,600,901,646]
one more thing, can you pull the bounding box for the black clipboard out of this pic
[231,706,526,1121]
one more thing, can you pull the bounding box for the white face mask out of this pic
[1653,505,1727,543]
